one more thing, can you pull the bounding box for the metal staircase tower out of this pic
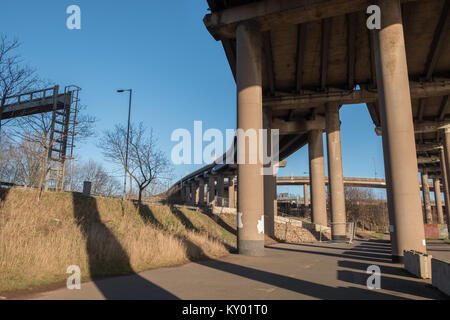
[45,85,81,191]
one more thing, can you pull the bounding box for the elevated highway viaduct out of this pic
[169,0,450,262]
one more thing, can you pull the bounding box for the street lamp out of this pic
[117,89,133,200]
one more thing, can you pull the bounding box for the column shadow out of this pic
[195,258,406,300]
[71,193,178,300]
[0,188,9,204]
[337,270,448,300]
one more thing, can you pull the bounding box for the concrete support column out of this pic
[434,178,444,224]
[440,147,450,227]
[303,184,309,207]
[308,129,327,226]
[216,174,224,207]
[421,171,433,224]
[326,103,347,240]
[374,0,427,261]
[236,21,264,256]
[263,110,275,238]
[198,178,205,206]
[234,183,238,209]
[264,173,276,238]
[228,178,235,208]
[207,176,215,205]
[181,184,186,202]
[186,183,192,203]
[192,182,199,205]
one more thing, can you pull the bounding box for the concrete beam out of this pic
[416,143,442,152]
[417,156,441,164]
[272,116,326,135]
[263,80,450,111]
[204,0,419,40]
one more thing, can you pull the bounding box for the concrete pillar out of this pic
[191,182,199,205]
[234,183,238,209]
[264,173,276,238]
[308,129,327,226]
[326,103,347,240]
[236,21,264,256]
[440,147,450,227]
[434,178,444,224]
[186,183,192,203]
[303,184,309,207]
[374,0,427,261]
[181,184,186,202]
[228,178,235,208]
[263,110,275,238]
[421,171,433,224]
[207,176,215,205]
[198,178,205,206]
[216,174,224,207]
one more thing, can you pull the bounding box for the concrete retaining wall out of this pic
[403,250,432,279]
[211,206,236,215]
[432,258,450,296]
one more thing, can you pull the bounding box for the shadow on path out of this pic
[72,193,178,300]
[196,258,405,300]
[168,205,236,253]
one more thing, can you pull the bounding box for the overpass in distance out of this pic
[277,176,443,191]
[169,0,450,263]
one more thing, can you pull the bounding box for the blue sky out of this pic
[1,1,387,197]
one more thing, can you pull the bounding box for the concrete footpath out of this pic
[27,240,449,300]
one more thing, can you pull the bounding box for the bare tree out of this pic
[99,122,171,205]
[13,106,95,201]
[345,186,389,232]
[0,35,41,134]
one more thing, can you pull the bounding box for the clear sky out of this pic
[1,0,387,197]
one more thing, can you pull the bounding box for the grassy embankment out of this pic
[0,188,236,293]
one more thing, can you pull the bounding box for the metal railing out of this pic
[2,86,58,106]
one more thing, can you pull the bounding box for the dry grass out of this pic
[0,189,236,293]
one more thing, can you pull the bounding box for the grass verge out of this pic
[0,189,236,293]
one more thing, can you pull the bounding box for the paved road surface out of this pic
[26,240,448,300]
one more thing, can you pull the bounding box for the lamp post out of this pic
[117,89,133,200]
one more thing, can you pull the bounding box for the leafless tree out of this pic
[0,35,41,134]
[13,106,95,201]
[99,122,171,204]
[345,186,389,232]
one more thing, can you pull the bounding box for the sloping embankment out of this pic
[0,189,236,293]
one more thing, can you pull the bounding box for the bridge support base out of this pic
[236,21,264,256]
[375,0,427,261]
[326,103,347,240]
[434,178,444,225]
[308,129,327,227]
[422,171,433,224]
[440,147,450,229]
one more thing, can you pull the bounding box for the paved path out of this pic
[27,240,448,300]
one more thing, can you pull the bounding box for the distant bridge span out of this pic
[278,176,387,189]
